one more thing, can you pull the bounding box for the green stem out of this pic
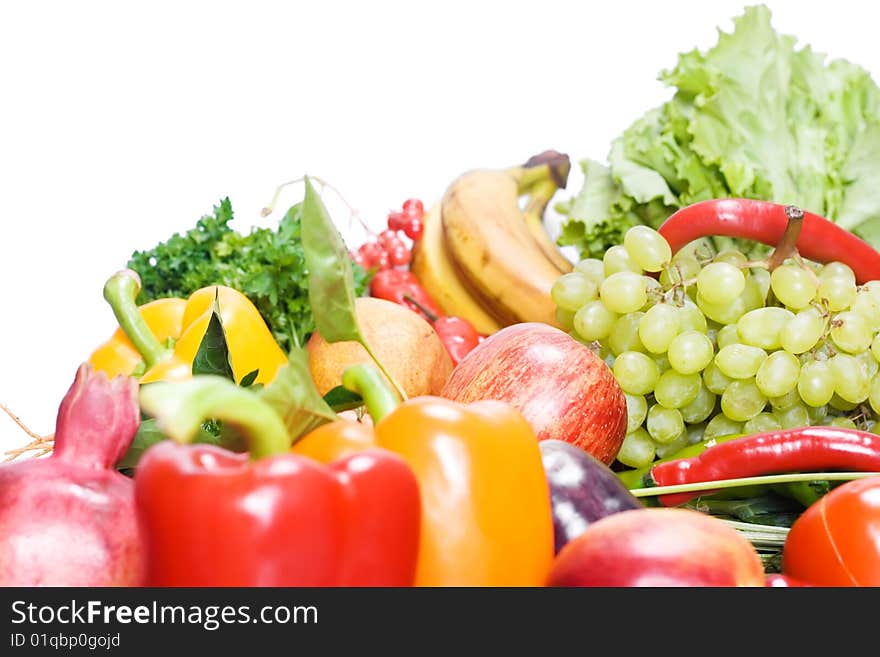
[360,337,408,402]
[341,363,401,424]
[103,270,171,369]
[139,376,290,460]
[629,471,880,499]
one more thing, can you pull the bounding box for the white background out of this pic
[2,0,879,451]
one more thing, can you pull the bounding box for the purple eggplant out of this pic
[540,439,643,553]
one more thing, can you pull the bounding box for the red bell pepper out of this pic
[134,376,420,586]
[656,199,880,284]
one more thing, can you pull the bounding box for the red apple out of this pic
[547,507,766,587]
[440,322,626,465]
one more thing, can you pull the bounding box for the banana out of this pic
[410,203,505,335]
[440,167,564,328]
[522,180,574,274]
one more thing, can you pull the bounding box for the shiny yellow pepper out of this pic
[89,269,288,386]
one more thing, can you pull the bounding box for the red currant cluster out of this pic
[352,198,425,271]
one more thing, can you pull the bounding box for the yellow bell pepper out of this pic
[89,269,287,386]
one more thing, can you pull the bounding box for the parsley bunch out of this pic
[127,197,370,353]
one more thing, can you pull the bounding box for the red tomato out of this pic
[782,476,880,586]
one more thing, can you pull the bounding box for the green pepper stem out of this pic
[340,363,401,424]
[139,376,291,460]
[103,270,170,369]
[629,471,880,498]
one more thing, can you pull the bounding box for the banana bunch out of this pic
[411,151,573,334]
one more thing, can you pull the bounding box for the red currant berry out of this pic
[403,217,424,241]
[378,229,401,251]
[387,211,406,232]
[402,198,424,219]
[389,244,412,267]
[357,241,383,268]
[375,249,391,270]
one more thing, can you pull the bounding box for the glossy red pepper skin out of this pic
[657,199,880,284]
[134,442,421,586]
[369,269,443,320]
[646,427,880,507]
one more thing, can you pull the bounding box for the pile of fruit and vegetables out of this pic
[5,5,880,587]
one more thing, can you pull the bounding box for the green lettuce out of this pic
[558,4,880,259]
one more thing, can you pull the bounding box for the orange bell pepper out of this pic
[293,364,555,586]
[89,269,287,385]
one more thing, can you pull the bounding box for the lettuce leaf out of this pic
[559,4,880,259]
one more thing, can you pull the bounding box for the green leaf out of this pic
[191,294,235,379]
[116,417,220,470]
[238,369,260,388]
[300,176,363,344]
[322,385,364,413]
[257,348,338,444]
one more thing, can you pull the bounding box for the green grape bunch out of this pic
[550,225,880,470]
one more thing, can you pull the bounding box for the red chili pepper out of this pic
[643,426,880,507]
[657,199,880,284]
[369,268,443,320]
[431,315,482,366]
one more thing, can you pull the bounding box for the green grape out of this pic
[660,252,700,289]
[769,389,801,411]
[721,379,767,422]
[829,393,859,412]
[817,274,857,311]
[608,312,646,355]
[780,307,827,354]
[641,277,663,311]
[797,359,835,407]
[680,383,716,424]
[773,403,810,429]
[703,361,734,395]
[612,351,660,395]
[616,428,655,469]
[715,324,740,350]
[555,307,576,331]
[856,349,879,380]
[737,307,794,350]
[624,393,648,433]
[696,275,763,324]
[551,272,598,312]
[755,350,800,398]
[872,333,880,363]
[818,262,856,282]
[639,303,681,354]
[654,370,701,409]
[573,301,618,341]
[655,431,689,459]
[743,412,782,434]
[696,262,745,305]
[828,416,858,430]
[575,258,605,284]
[850,289,880,326]
[686,422,708,445]
[830,311,873,353]
[623,225,672,273]
[713,249,748,267]
[677,300,708,333]
[646,405,685,444]
[704,414,744,441]
[600,272,648,314]
[667,330,714,375]
[807,404,828,424]
[869,374,880,414]
[829,353,871,404]
[770,264,818,310]
[714,344,768,379]
[751,267,771,302]
[604,244,643,276]
[653,352,671,373]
